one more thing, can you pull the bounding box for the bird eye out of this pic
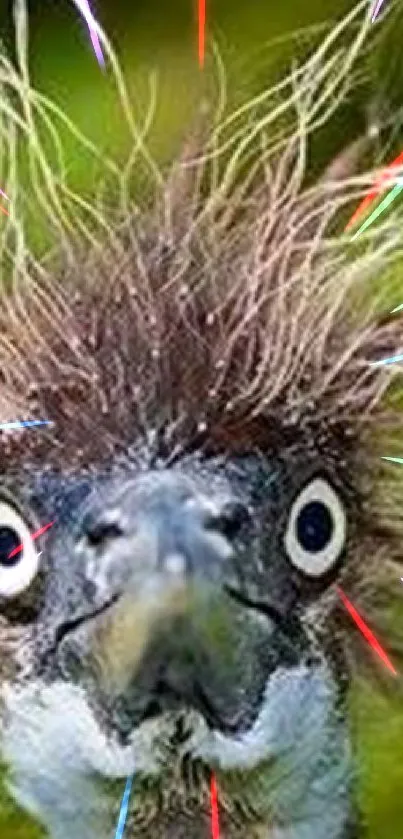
[284,478,346,578]
[0,501,41,597]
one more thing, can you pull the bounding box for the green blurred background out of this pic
[0,1,402,837]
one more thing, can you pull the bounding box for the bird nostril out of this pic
[84,518,124,547]
[207,501,251,539]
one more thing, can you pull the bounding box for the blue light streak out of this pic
[113,775,134,839]
[370,354,403,367]
[0,420,53,431]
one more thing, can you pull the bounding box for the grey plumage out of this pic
[0,1,402,838]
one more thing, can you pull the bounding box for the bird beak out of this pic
[91,561,191,696]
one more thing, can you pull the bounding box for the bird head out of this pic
[0,2,402,838]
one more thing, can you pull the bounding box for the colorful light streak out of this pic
[199,0,206,68]
[111,736,219,839]
[381,456,403,465]
[0,187,9,215]
[350,181,403,240]
[72,0,105,67]
[113,775,133,839]
[371,0,387,22]
[8,520,55,559]
[345,148,403,232]
[335,585,397,675]
[0,419,52,431]
[210,773,220,839]
[370,353,403,367]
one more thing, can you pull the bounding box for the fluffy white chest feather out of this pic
[1,663,353,839]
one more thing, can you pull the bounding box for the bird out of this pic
[0,1,402,839]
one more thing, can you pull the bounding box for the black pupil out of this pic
[296,500,333,553]
[0,526,22,566]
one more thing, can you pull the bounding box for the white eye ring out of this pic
[0,501,41,597]
[284,478,346,578]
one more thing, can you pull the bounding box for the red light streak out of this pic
[0,187,9,216]
[210,773,220,839]
[335,585,397,675]
[8,520,55,559]
[345,148,403,231]
[199,0,206,68]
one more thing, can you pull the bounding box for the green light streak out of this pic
[350,183,403,240]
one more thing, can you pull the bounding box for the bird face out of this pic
[7,454,351,731]
[0,444,365,839]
